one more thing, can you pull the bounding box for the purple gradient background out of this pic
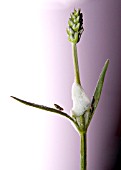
[41,0,121,170]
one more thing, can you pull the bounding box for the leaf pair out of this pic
[11,59,109,133]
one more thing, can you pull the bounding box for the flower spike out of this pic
[66,9,84,44]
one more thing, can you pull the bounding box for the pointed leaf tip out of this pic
[92,59,109,112]
[86,59,109,129]
[10,96,75,124]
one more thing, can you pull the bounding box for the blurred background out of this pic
[0,0,121,169]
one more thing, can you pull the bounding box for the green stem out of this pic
[72,43,87,169]
[72,43,81,85]
[80,132,87,170]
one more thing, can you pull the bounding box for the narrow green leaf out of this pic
[86,59,109,129]
[92,59,109,112]
[10,96,74,123]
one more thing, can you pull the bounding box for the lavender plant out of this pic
[11,9,109,170]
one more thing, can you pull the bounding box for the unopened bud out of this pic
[67,9,84,44]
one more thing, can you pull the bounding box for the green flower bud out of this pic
[66,9,84,44]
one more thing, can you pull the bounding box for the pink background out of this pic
[42,1,121,170]
[0,0,121,170]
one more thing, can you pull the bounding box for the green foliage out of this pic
[86,59,109,129]
[11,9,109,170]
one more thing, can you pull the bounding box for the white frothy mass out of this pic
[71,82,91,116]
